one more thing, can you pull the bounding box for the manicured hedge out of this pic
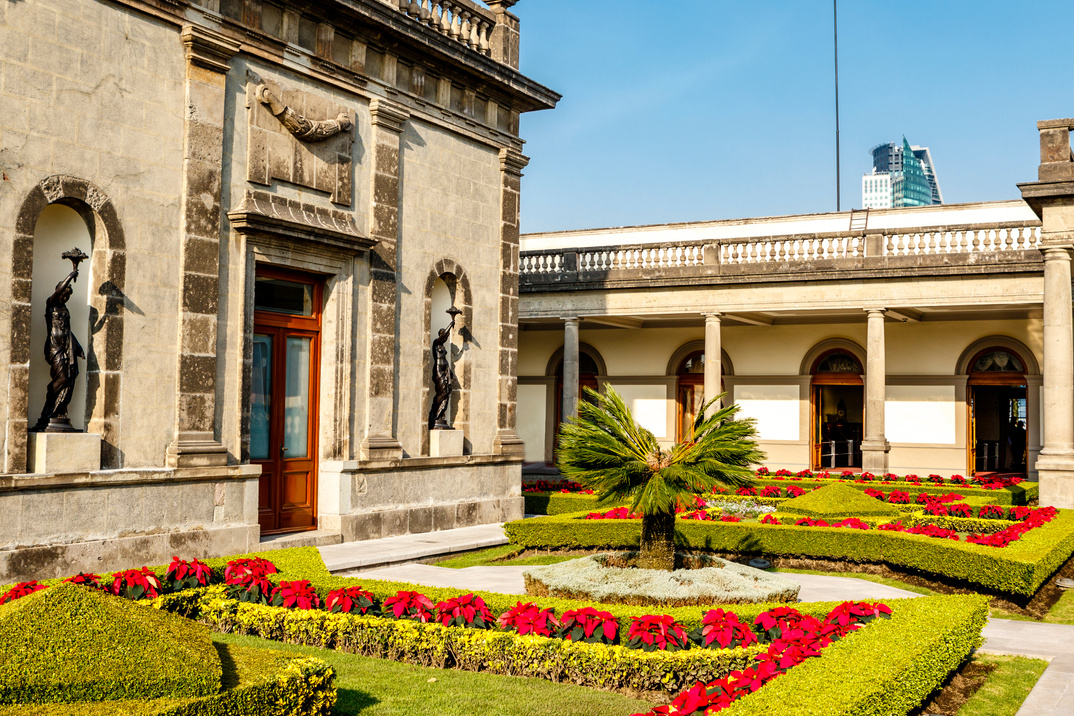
[524,492,603,515]
[752,477,1037,505]
[719,594,988,715]
[0,645,336,716]
[0,584,221,705]
[504,509,1074,597]
[778,484,902,519]
[156,586,985,706]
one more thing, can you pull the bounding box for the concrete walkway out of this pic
[318,524,1074,715]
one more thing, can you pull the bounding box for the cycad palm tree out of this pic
[557,386,764,571]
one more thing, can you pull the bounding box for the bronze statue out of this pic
[33,248,88,433]
[428,306,462,430]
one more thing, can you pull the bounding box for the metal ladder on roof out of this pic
[849,207,869,233]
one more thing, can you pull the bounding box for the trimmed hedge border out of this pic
[525,492,603,515]
[0,646,336,716]
[504,509,1074,597]
[721,593,988,715]
[155,586,985,709]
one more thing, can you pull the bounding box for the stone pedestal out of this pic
[430,429,464,457]
[28,432,101,474]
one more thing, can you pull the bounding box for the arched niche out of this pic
[422,258,473,456]
[664,340,735,377]
[544,344,607,378]
[7,176,127,473]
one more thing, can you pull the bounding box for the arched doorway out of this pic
[967,348,1028,477]
[811,350,864,470]
[549,345,605,462]
[676,351,706,441]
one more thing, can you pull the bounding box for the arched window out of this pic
[676,351,705,440]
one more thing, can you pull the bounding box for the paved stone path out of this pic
[319,523,1074,715]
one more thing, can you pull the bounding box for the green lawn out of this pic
[1044,589,1074,624]
[434,545,577,569]
[211,632,656,716]
[958,654,1048,716]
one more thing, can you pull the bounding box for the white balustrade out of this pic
[519,253,564,276]
[397,0,493,57]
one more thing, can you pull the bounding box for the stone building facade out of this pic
[0,0,558,582]
[518,119,1074,510]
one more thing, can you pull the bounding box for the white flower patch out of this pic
[524,553,800,605]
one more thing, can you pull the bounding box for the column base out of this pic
[166,431,228,467]
[493,429,526,457]
[1034,450,1074,508]
[861,439,890,473]
[361,434,403,461]
[430,429,464,457]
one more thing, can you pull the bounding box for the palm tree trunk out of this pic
[638,511,676,571]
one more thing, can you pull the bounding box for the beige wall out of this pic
[520,319,1043,475]
[0,0,186,468]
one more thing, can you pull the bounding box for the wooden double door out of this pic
[251,268,322,534]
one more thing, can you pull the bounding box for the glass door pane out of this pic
[250,334,272,460]
[284,336,311,458]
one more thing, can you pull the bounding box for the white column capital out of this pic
[864,307,887,316]
[561,316,579,325]
[703,312,722,321]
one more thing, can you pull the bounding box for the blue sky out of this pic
[515,0,1074,233]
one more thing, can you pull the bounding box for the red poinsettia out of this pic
[110,567,163,600]
[270,580,320,610]
[584,507,640,520]
[383,590,435,622]
[560,607,617,644]
[224,557,277,604]
[978,504,1005,519]
[760,486,781,498]
[736,487,757,496]
[689,608,758,649]
[887,490,911,504]
[164,556,213,592]
[497,601,560,637]
[679,509,713,521]
[626,614,690,652]
[834,518,870,530]
[0,580,47,605]
[435,593,495,629]
[326,586,378,615]
[946,503,973,519]
[719,514,741,523]
[864,488,885,501]
[63,572,103,590]
[794,517,830,527]
[785,485,806,497]
[760,514,781,526]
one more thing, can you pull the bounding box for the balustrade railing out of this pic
[397,0,494,57]
[519,222,1042,278]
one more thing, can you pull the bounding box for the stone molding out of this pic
[369,98,410,134]
[228,190,374,254]
[499,147,529,176]
[180,24,241,73]
[6,176,128,474]
[0,464,261,493]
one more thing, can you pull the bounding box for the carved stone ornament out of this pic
[252,76,353,142]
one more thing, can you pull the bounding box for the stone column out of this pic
[360,99,409,461]
[493,148,529,456]
[703,313,722,416]
[1019,118,1074,508]
[1036,246,1074,504]
[166,26,240,468]
[562,317,580,421]
[861,308,890,473]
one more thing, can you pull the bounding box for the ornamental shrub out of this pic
[435,593,495,629]
[271,580,321,610]
[497,601,560,637]
[0,581,46,605]
[383,590,434,622]
[626,615,690,652]
[560,607,618,645]
[689,609,758,650]
[325,586,378,616]
[164,556,213,593]
[110,567,162,600]
[63,573,103,590]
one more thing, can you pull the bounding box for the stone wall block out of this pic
[178,393,214,433]
[181,272,220,316]
[9,304,32,365]
[179,354,217,394]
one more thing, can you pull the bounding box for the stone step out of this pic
[258,529,343,552]
[319,522,508,573]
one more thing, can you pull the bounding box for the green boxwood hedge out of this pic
[779,484,902,519]
[0,584,221,705]
[0,644,335,716]
[504,509,1074,597]
[155,586,985,707]
[525,492,603,515]
[721,594,988,715]
[752,477,1037,505]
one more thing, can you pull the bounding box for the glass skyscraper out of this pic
[861,138,942,209]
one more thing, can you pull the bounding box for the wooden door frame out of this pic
[966,379,1028,476]
[253,265,323,535]
[810,377,865,471]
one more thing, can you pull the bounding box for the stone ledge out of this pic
[0,524,258,584]
[0,464,261,493]
[337,452,525,474]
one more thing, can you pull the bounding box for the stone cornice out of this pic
[369,99,410,134]
[499,148,529,176]
[181,24,241,73]
[228,190,376,254]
